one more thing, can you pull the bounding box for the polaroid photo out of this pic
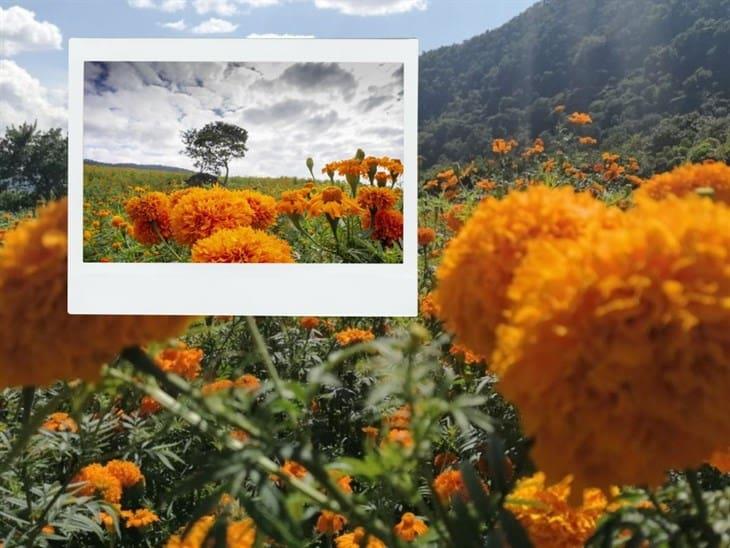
[67,38,418,316]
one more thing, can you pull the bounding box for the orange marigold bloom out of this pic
[420,292,440,320]
[0,199,190,388]
[708,447,730,473]
[72,463,123,504]
[335,527,386,548]
[432,469,468,504]
[417,227,436,247]
[322,162,338,181]
[139,396,163,417]
[382,428,413,448]
[476,179,496,191]
[110,215,126,228]
[386,405,411,429]
[299,316,320,330]
[394,513,428,541]
[226,518,256,547]
[316,510,347,535]
[335,328,375,347]
[434,451,459,471]
[567,112,592,125]
[120,508,159,529]
[335,474,353,494]
[277,189,310,218]
[365,208,403,247]
[634,161,730,205]
[105,459,144,488]
[202,379,234,395]
[448,343,486,365]
[165,515,215,548]
[442,204,466,232]
[435,186,618,360]
[237,189,278,230]
[41,412,78,433]
[170,186,254,245]
[280,460,308,479]
[234,373,261,392]
[124,192,173,245]
[335,159,366,178]
[308,186,362,220]
[506,473,609,548]
[493,196,730,492]
[375,171,389,187]
[492,138,517,155]
[357,187,398,213]
[578,136,598,146]
[191,226,294,263]
[362,426,379,440]
[155,345,203,380]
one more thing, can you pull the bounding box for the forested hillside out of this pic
[419,0,730,171]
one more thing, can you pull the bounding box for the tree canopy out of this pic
[181,122,249,185]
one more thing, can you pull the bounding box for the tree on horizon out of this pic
[181,121,248,185]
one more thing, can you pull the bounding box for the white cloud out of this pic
[313,0,427,15]
[0,60,66,131]
[246,33,315,38]
[193,0,237,16]
[128,0,186,11]
[191,17,239,33]
[161,18,187,30]
[0,6,62,56]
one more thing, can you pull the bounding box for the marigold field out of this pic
[1,111,730,547]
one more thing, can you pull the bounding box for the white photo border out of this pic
[68,38,418,317]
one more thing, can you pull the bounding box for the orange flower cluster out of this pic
[72,460,143,504]
[41,412,79,433]
[277,188,311,219]
[166,516,256,548]
[578,136,597,146]
[432,469,468,504]
[492,138,518,155]
[335,527,386,548]
[522,138,545,157]
[634,161,730,205]
[394,513,428,541]
[417,227,436,247]
[334,328,375,347]
[362,208,403,248]
[567,111,592,125]
[155,344,203,380]
[191,226,294,263]
[124,192,173,245]
[202,374,262,396]
[307,186,362,220]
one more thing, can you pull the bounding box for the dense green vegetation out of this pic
[419,0,730,172]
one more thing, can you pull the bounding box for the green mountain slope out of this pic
[419,0,730,171]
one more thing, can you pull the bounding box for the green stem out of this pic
[245,317,287,400]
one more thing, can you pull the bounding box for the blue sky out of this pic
[1,0,537,165]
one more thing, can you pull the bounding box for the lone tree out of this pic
[181,122,248,185]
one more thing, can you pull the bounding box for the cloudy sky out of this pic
[0,0,537,134]
[83,61,404,176]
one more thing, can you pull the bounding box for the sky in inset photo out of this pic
[83,60,404,177]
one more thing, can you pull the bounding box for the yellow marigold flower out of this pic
[709,447,730,473]
[335,527,386,548]
[0,199,190,388]
[237,189,278,230]
[166,515,215,548]
[362,208,403,247]
[567,112,592,125]
[104,460,144,488]
[139,396,162,417]
[417,227,436,247]
[299,316,320,330]
[72,463,123,504]
[170,186,254,245]
[634,162,730,205]
[394,512,428,541]
[505,472,608,548]
[493,196,730,492]
[124,192,173,245]
[435,186,617,360]
[191,227,294,263]
[120,508,159,529]
[155,345,203,380]
[110,215,126,228]
[442,204,466,232]
[41,412,78,433]
[227,518,256,547]
[432,469,468,504]
[578,136,597,146]
[308,186,362,220]
[316,510,347,535]
[492,138,517,155]
[277,189,310,219]
[334,328,374,347]
[356,186,398,213]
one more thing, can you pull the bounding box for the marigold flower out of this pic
[139,396,163,417]
[708,448,730,473]
[316,510,347,535]
[322,162,338,181]
[0,199,190,388]
[335,328,375,347]
[448,343,486,366]
[201,379,234,395]
[41,412,78,433]
[335,527,386,548]
[386,405,411,429]
[72,463,123,503]
[155,345,203,380]
[435,186,618,360]
[394,513,428,541]
[166,515,215,548]
[357,187,398,213]
[505,472,608,548]
[125,192,173,245]
[434,451,459,471]
[362,426,379,440]
[567,112,592,125]
[170,186,254,245]
[121,508,159,529]
[237,189,278,229]
[277,189,310,218]
[492,138,517,155]
[432,469,468,504]
[375,171,389,187]
[578,136,598,146]
[385,158,404,184]
[191,227,294,263]
[226,518,256,547]
[634,162,730,205]
[382,428,413,448]
[335,474,353,494]
[442,204,466,232]
[280,460,308,479]
[105,459,144,488]
[362,208,403,247]
[308,186,362,220]
[493,196,730,491]
[110,215,126,228]
[299,316,320,330]
[234,373,261,392]
[417,227,436,247]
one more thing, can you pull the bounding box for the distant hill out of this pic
[84,159,192,174]
[419,0,730,172]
